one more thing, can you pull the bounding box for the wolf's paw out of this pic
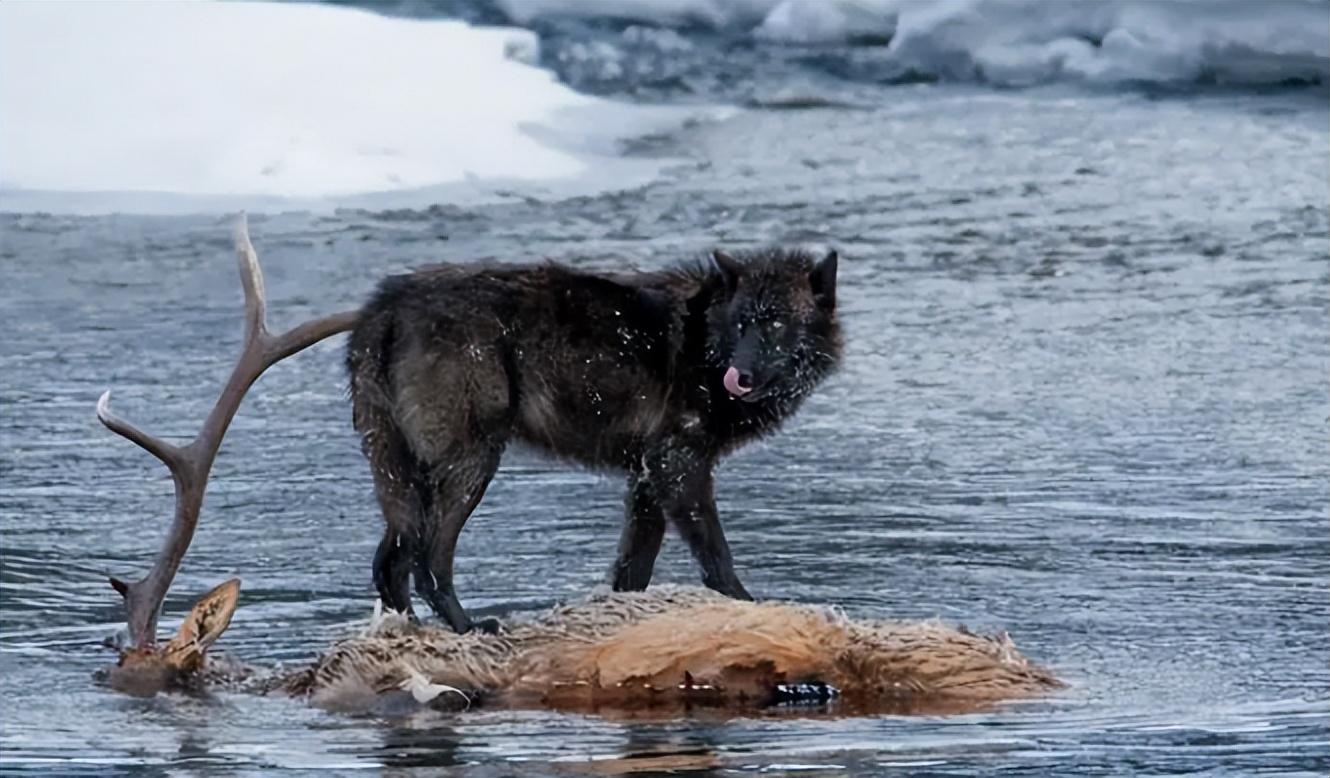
[470,617,503,636]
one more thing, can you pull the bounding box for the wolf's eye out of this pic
[772,321,783,329]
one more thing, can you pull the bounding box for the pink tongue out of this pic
[723,367,751,397]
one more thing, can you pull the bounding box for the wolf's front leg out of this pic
[608,470,667,591]
[652,454,753,601]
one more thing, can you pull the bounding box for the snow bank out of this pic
[497,0,1328,86]
[0,1,699,211]
[874,0,1330,86]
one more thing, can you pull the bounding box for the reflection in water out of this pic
[376,720,463,770]
[574,724,723,776]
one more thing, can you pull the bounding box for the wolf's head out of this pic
[707,248,841,404]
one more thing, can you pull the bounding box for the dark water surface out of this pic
[2,89,1328,774]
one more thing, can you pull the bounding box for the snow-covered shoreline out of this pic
[3,0,1323,214]
[0,1,709,212]
[501,0,1329,85]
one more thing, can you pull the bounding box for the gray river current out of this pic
[1,65,1327,778]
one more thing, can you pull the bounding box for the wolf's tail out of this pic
[346,288,394,417]
[345,276,414,476]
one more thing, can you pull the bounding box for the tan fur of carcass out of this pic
[272,586,1061,715]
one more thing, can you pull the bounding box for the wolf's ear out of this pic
[810,250,837,309]
[711,250,741,297]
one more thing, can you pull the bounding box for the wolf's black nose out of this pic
[735,371,753,390]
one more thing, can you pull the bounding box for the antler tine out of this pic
[102,214,361,651]
[96,390,187,474]
[267,310,363,363]
[233,212,269,346]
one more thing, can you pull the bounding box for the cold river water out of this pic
[1,7,1328,776]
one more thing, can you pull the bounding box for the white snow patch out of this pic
[754,0,899,44]
[0,1,713,212]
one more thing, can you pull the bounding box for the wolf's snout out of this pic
[723,366,753,397]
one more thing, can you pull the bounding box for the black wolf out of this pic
[346,248,841,633]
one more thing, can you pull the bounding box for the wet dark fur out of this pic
[346,248,841,633]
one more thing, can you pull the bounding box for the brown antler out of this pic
[98,214,360,651]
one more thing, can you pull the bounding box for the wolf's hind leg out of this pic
[355,393,428,617]
[413,447,504,634]
[608,471,667,591]
[373,527,415,617]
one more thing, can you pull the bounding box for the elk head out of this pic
[97,214,359,694]
[108,579,241,696]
